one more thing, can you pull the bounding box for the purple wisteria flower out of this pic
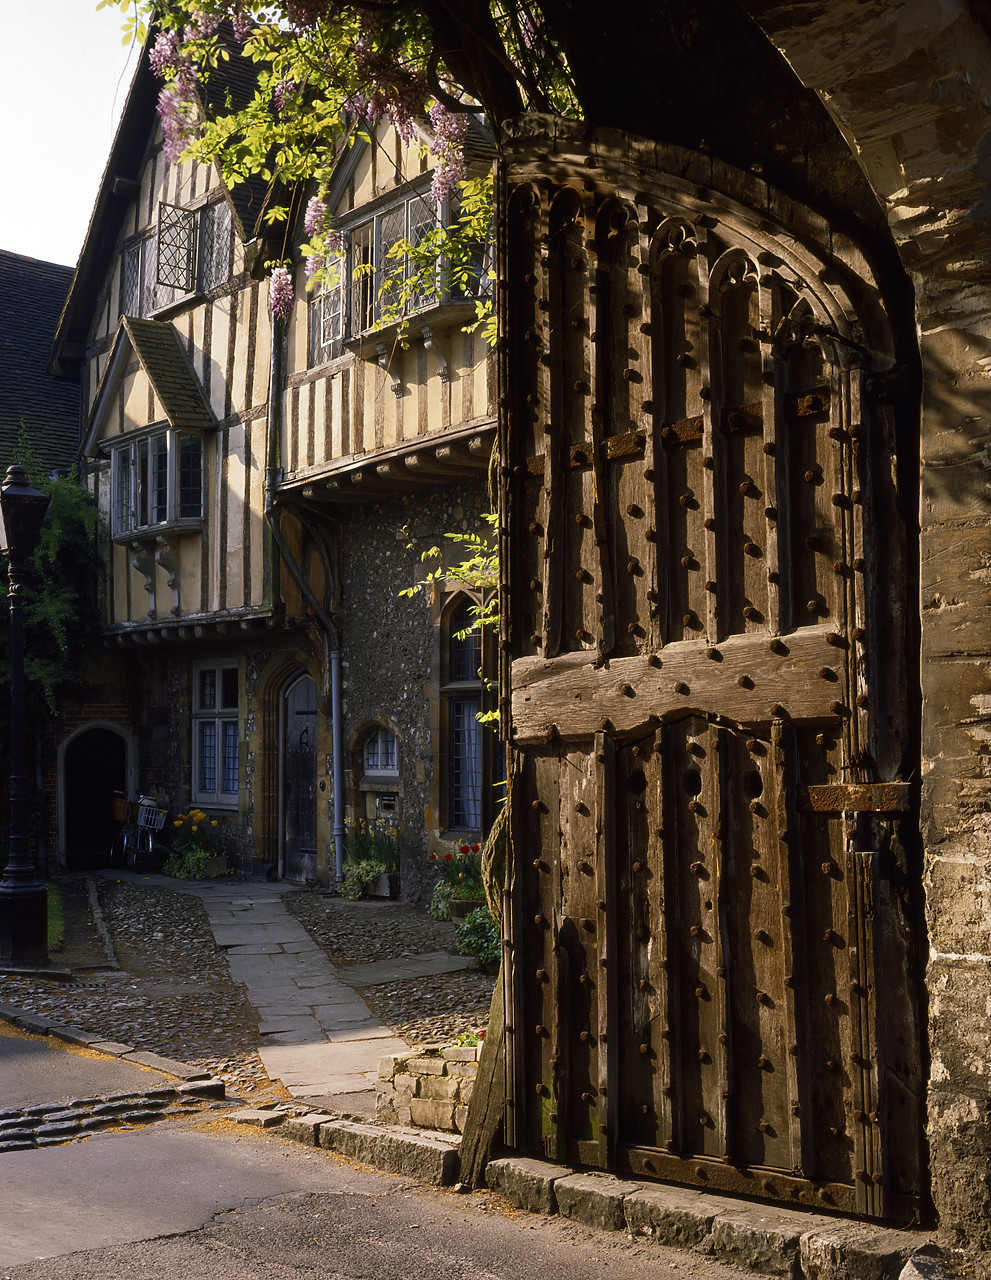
[149,31,180,77]
[157,89,195,164]
[428,101,469,203]
[184,11,221,40]
[305,254,325,280]
[273,78,297,115]
[304,196,327,236]
[269,266,294,321]
[232,10,253,42]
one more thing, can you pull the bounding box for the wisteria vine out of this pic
[101,0,577,322]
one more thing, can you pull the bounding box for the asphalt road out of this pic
[0,1120,747,1280]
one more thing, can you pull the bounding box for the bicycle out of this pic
[111,793,167,868]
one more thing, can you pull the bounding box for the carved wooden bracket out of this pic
[130,542,156,617]
[376,342,403,396]
[421,325,449,382]
[154,534,180,615]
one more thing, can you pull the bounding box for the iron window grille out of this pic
[110,428,203,539]
[193,660,239,807]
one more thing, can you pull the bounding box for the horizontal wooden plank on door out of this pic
[511,626,850,741]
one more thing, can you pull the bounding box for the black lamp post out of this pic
[0,465,51,964]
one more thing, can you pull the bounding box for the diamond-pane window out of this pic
[199,201,232,291]
[121,243,141,316]
[157,201,198,292]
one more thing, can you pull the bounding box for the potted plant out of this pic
[342,820,400,899]
[456,905,500,973]
[162,808,227,879]
[429,841,486,918]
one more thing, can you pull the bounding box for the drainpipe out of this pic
[265,314,346,885]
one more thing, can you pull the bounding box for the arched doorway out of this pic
[282,672,318,882]
[62,725,129,870]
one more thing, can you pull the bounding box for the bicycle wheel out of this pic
[135,827,155,870]
[110,824,131,867]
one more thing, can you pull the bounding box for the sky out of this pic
[1,1,142,268]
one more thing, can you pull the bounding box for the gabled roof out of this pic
[50,26,269,380]
[82,316,216,456]
[0,250,81,470]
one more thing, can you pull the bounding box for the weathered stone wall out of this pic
[338,475,491,902]
[376,1044,482,1133]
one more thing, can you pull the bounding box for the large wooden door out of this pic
[499,126,925,1223]
[283,673,318,882]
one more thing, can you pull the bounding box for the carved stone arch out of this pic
[58,720,136,870]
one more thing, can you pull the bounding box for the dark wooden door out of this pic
[499,127,925,1223]
[283,673,318,882]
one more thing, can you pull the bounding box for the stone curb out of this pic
[485,1158,936,1280]
[229,1108,460,1186]
[86,874,119,969]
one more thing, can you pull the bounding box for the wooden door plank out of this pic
[847,847,882,1217]
[759,279,781,635]
[707,723,730,1162]
[771,719,808,1175]
[698,229,719,643]
[595,731,618,1166]
[511,626,852,742]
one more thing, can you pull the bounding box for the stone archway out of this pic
[503,0,991,1247]
[60,723,133,870]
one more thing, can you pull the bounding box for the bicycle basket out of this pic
[137,802,168,830]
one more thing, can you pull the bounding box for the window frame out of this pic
[309,251,346,367]
[363,725,399,778]
[109,425,204,541]
[441,594,489,835]
[118,198,232,320]
[191,659,240,809]
[332,184,490,343]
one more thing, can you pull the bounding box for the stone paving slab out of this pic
[96,872,413,1107]
[334,950,474,987]
[260,1037,408,1083]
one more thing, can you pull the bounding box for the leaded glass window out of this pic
[449,696,482,828]
[193,659,239,807]
[110,429,203,537]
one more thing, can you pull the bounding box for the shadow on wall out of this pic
[920,327,991,519]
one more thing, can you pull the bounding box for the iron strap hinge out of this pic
[800,782,913,814]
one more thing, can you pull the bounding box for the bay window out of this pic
[111,427,203,539]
